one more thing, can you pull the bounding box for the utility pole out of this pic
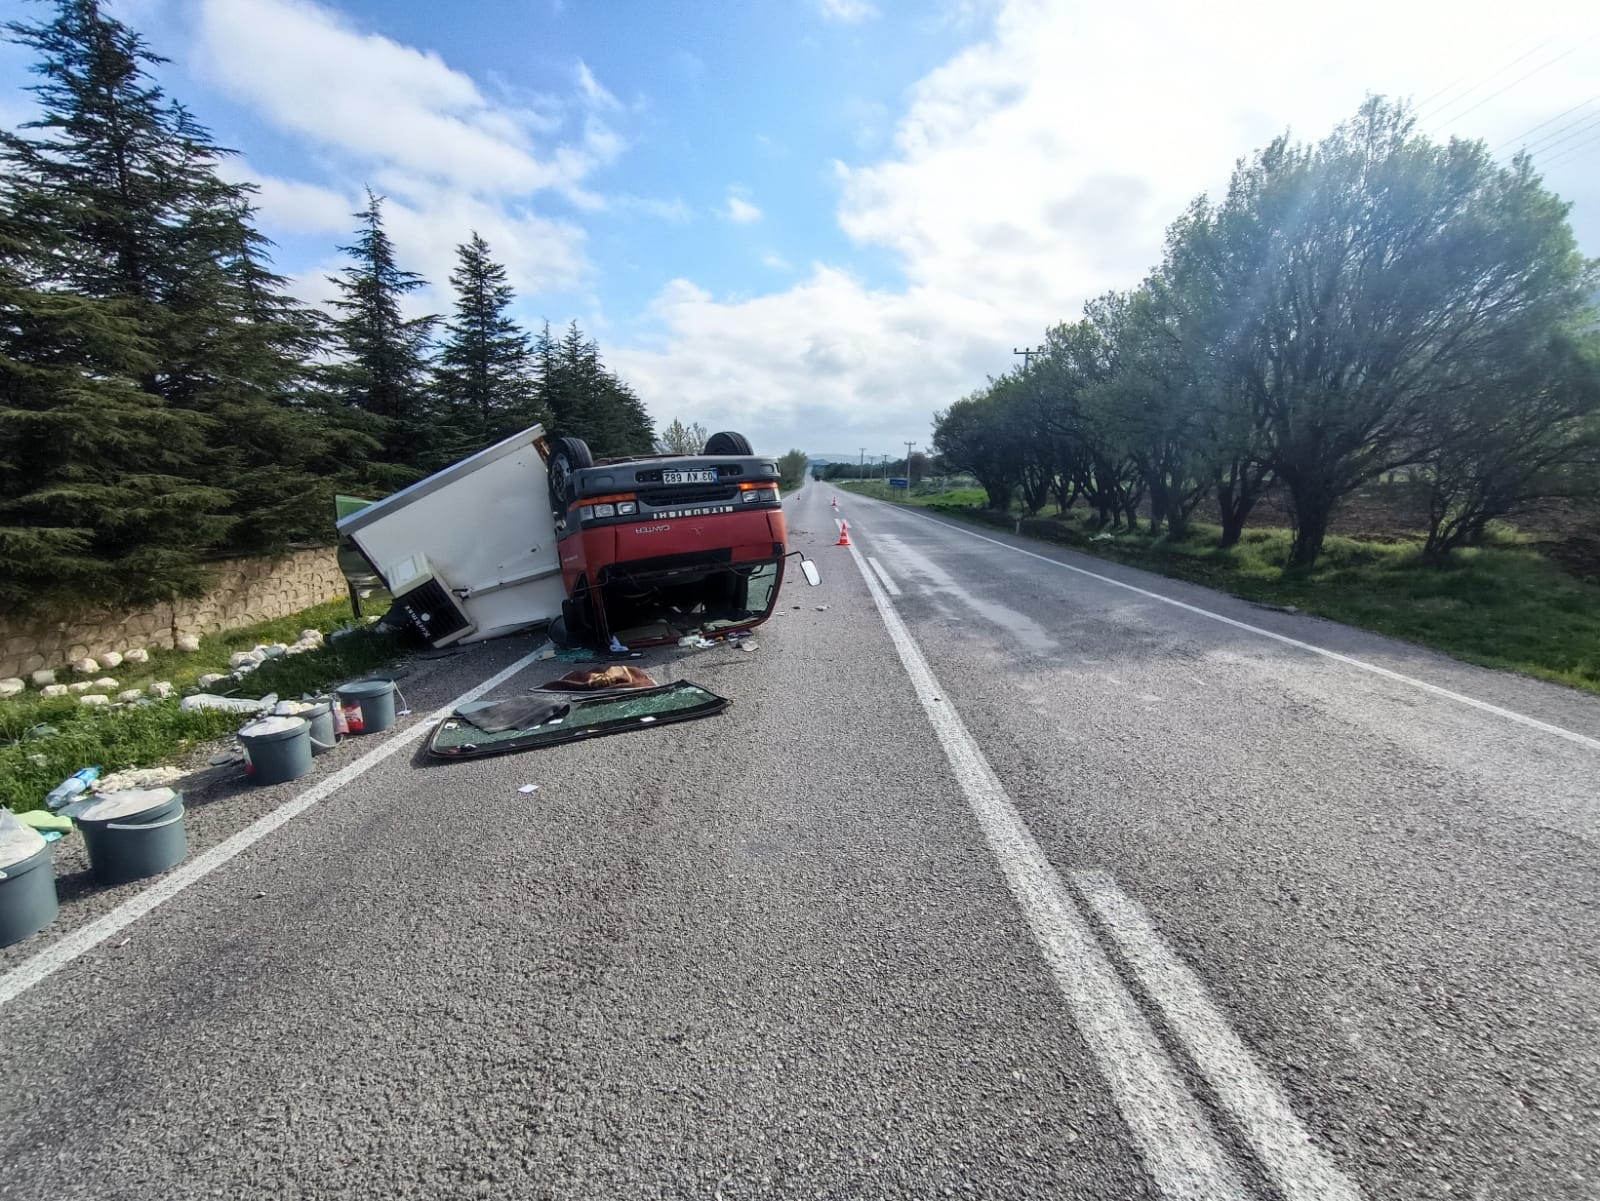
[904,441,916,486]
[859,448,866,480]
[1013,346,1044,371]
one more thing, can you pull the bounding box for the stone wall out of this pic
[0,548,346,680]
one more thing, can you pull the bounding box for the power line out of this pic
[1414,38,1557,121]
[1539,127,1600,169]
[1428,35,1599,131]
[1524,110,1600,159]
[1493,93,1600,151]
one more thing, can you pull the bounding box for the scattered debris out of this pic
[677,634,715,649]
[431,680,729,760]
[516,784,540,794]
[815,605,829,612]
[532,640,558,661]
[608,635,630,653]
[537,666,658,692]
[1254,602,1300,615]
[96,765,185,793]
[738,641,759,653]
[181,692,278,714]
[24,724,58,741]
[209,749,245,766]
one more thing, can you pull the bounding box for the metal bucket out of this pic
[336,679,397,734]
[74,789,188,886]
[239,715,313,784]
[0,842,58,947]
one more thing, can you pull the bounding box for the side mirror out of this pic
[800,559,821,587]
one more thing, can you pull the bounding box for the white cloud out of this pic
[615,0,1600,453]
[762,252,793,270]
[818,0,880,23]
[194,0,622,202]
[724,190,763,223]
[576,59,620,111]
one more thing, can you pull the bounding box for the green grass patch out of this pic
[0,597,401,814]
[852,485,1600,695]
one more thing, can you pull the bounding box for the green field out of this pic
[838,480,1600,695]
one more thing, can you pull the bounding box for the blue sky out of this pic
[2,0,1598,459]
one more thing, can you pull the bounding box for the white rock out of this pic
[30,670,56,688]
[117,689,144,703]
[93,677,119,691]
[0,677,24,699]
[146,681,175,699]
[197,673,226,688]
[124,648,150,664]
[298,629,324,644]
[79,694,110,707]
[67,681,95,694]
[99,651,124,669]
[40,684,69,699]
[70,657,99,675]
[229,650,264,669]
[285,645,309,656]
[175,634,201,653]
[262,642,289,659]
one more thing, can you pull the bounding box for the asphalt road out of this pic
[3,479,1597,1200]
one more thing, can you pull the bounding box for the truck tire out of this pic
[547,434,594,518]
[702,431,753,456]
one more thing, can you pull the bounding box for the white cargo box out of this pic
[335,425,564,645]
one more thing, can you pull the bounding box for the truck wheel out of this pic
[702,431,753,456]
[547,434,594,518]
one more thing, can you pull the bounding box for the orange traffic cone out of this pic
[836,520,851,547]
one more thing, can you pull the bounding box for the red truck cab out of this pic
[545,432,803,648]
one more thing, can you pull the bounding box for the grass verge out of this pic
[1,597,401,813]
[837,481,1600,695]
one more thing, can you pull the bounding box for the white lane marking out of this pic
[0,648,548,1011]
[866,556,902,596]
[844,540,1255,1200]
[1075,870,1362,1201]
[869,497,1600,754]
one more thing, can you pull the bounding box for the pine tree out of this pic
[540,320,655,457]
[0,0,249,606]
[432,232,545,461]
[324,191,438,469]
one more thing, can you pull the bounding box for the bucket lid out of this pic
[65,787,179,825]
[0,810,48,871]
[271,699,325,717]
[337,679,394,699]
[239,715,309,741]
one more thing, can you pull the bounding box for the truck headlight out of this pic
[593,503,616,518]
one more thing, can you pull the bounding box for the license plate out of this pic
[662,469,717,485]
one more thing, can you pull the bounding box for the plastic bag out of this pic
[0,807,48,871]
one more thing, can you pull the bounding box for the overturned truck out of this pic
[336,426,817,651]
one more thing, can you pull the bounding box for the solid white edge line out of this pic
[866,556,903,597]
[861,494,1600,754]
[842,536,1253,1200]
[1074,870,1362,1201]
[0,647,548,1010]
